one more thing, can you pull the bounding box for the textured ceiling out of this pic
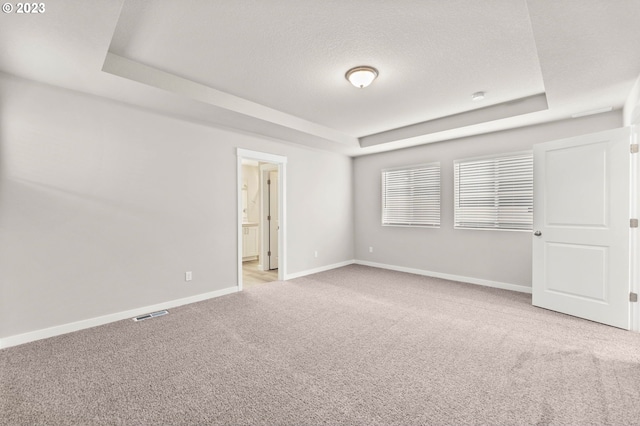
[109,0,545,137]
[1,0,640,156]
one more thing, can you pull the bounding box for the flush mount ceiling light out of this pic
[472,91,485,101]
[345,66,378,88]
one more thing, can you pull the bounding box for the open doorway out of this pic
[237,149,287,291]
[240,159,277,288]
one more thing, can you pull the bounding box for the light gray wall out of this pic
[353,111,623,288]
[0,74,354,338]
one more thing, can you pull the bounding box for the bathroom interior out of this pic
[241,159,279,287]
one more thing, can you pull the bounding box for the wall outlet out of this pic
[314,251,318,258]
[185,271,193,282]
[369,246,373,253]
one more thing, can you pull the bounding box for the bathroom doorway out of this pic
[237,149,287,291]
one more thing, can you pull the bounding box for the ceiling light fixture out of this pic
[345,66,378,89]
[472,91,485,101]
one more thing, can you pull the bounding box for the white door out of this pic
[268,170,279,270]
[532,127,632,329]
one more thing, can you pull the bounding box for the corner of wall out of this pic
[624,73,640,126]
[285,260,355,280]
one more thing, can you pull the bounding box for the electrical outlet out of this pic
[369,246,373,253]
[185,271,193,282]
[314,251,318,258]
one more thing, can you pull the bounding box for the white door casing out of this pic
[268,170,279,270]
[259,164,277,272]
[532,127,632,329]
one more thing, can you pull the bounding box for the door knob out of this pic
[534,231,542,236]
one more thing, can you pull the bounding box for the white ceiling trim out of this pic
[1,0,635,157]
[360,93,549,147]
[102,52,553,152]
[102,52,359,148]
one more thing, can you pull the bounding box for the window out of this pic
[454,152,533,230]
[382,162,440,227]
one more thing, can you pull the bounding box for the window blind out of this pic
[454,152,533,230]
[382,163,440,227]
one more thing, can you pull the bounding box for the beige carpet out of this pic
[2,265,640,425]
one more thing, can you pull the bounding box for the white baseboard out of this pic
[354,260,532,294]
[0,263,530,349]
[0,286,239,350]
[285,259,355,280]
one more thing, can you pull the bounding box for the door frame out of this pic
[236,148,287,291]
[631,126,639,331]
[260,163,278,271]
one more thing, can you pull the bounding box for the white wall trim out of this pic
[0,286,238,350]
[284,258,531,294]
[237,148,288,165]
[285,260,355,280]
[354,260,532,294]
[631,125,639,332]
[0,259,534,349]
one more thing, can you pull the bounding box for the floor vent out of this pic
[133,310,169,322]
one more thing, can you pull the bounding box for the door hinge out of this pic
[630,292,638,303]
[268,251,271,257]
[267,179,271,185]
[267,215,271,221]
[631,144,639,154]
[631,218,639,228]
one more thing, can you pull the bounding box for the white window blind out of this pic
[382,163,440,227]
[454,152,533,230]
